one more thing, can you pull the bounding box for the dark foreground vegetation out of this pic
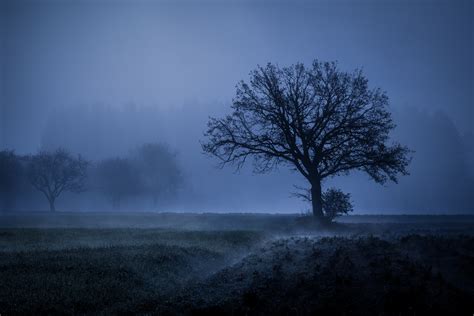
[0,213,473,315]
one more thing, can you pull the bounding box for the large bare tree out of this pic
[203,60,411,220]
[28,148,88,211]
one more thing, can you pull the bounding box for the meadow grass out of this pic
[1,213,473,314]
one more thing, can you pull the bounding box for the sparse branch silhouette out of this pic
[203,60,411,220]
[27,148,88,211]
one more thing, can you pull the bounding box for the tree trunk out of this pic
[48,197,56,212]
[310,180,324,219]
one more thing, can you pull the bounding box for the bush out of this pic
[322,188,353,221]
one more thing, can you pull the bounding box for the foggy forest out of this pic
[1,0,473,314]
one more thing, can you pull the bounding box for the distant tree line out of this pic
[0,143,182,212]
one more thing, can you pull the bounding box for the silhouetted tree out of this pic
[134,143,182,206]
[293,186,353,221]
[203,60,410,221]
[95,157,142,209]
[0,150,24,210]
[322,188,353,221]
[27,148,88,211]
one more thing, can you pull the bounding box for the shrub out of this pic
[322,188,353,221]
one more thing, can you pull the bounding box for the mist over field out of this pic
[0,0,473,314]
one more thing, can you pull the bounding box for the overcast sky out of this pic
[1,0,473,213]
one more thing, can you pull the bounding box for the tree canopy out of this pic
[27,148,88,211]
[203,60,411,219]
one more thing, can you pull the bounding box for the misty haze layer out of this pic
[1,0,473,213]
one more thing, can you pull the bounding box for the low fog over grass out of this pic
[1,213,473,314]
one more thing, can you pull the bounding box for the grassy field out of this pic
[0,212,473,314]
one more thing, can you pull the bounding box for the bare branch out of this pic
[202,60,411,216]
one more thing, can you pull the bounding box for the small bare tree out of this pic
[28,148,88,211]
[203,60,411,221]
